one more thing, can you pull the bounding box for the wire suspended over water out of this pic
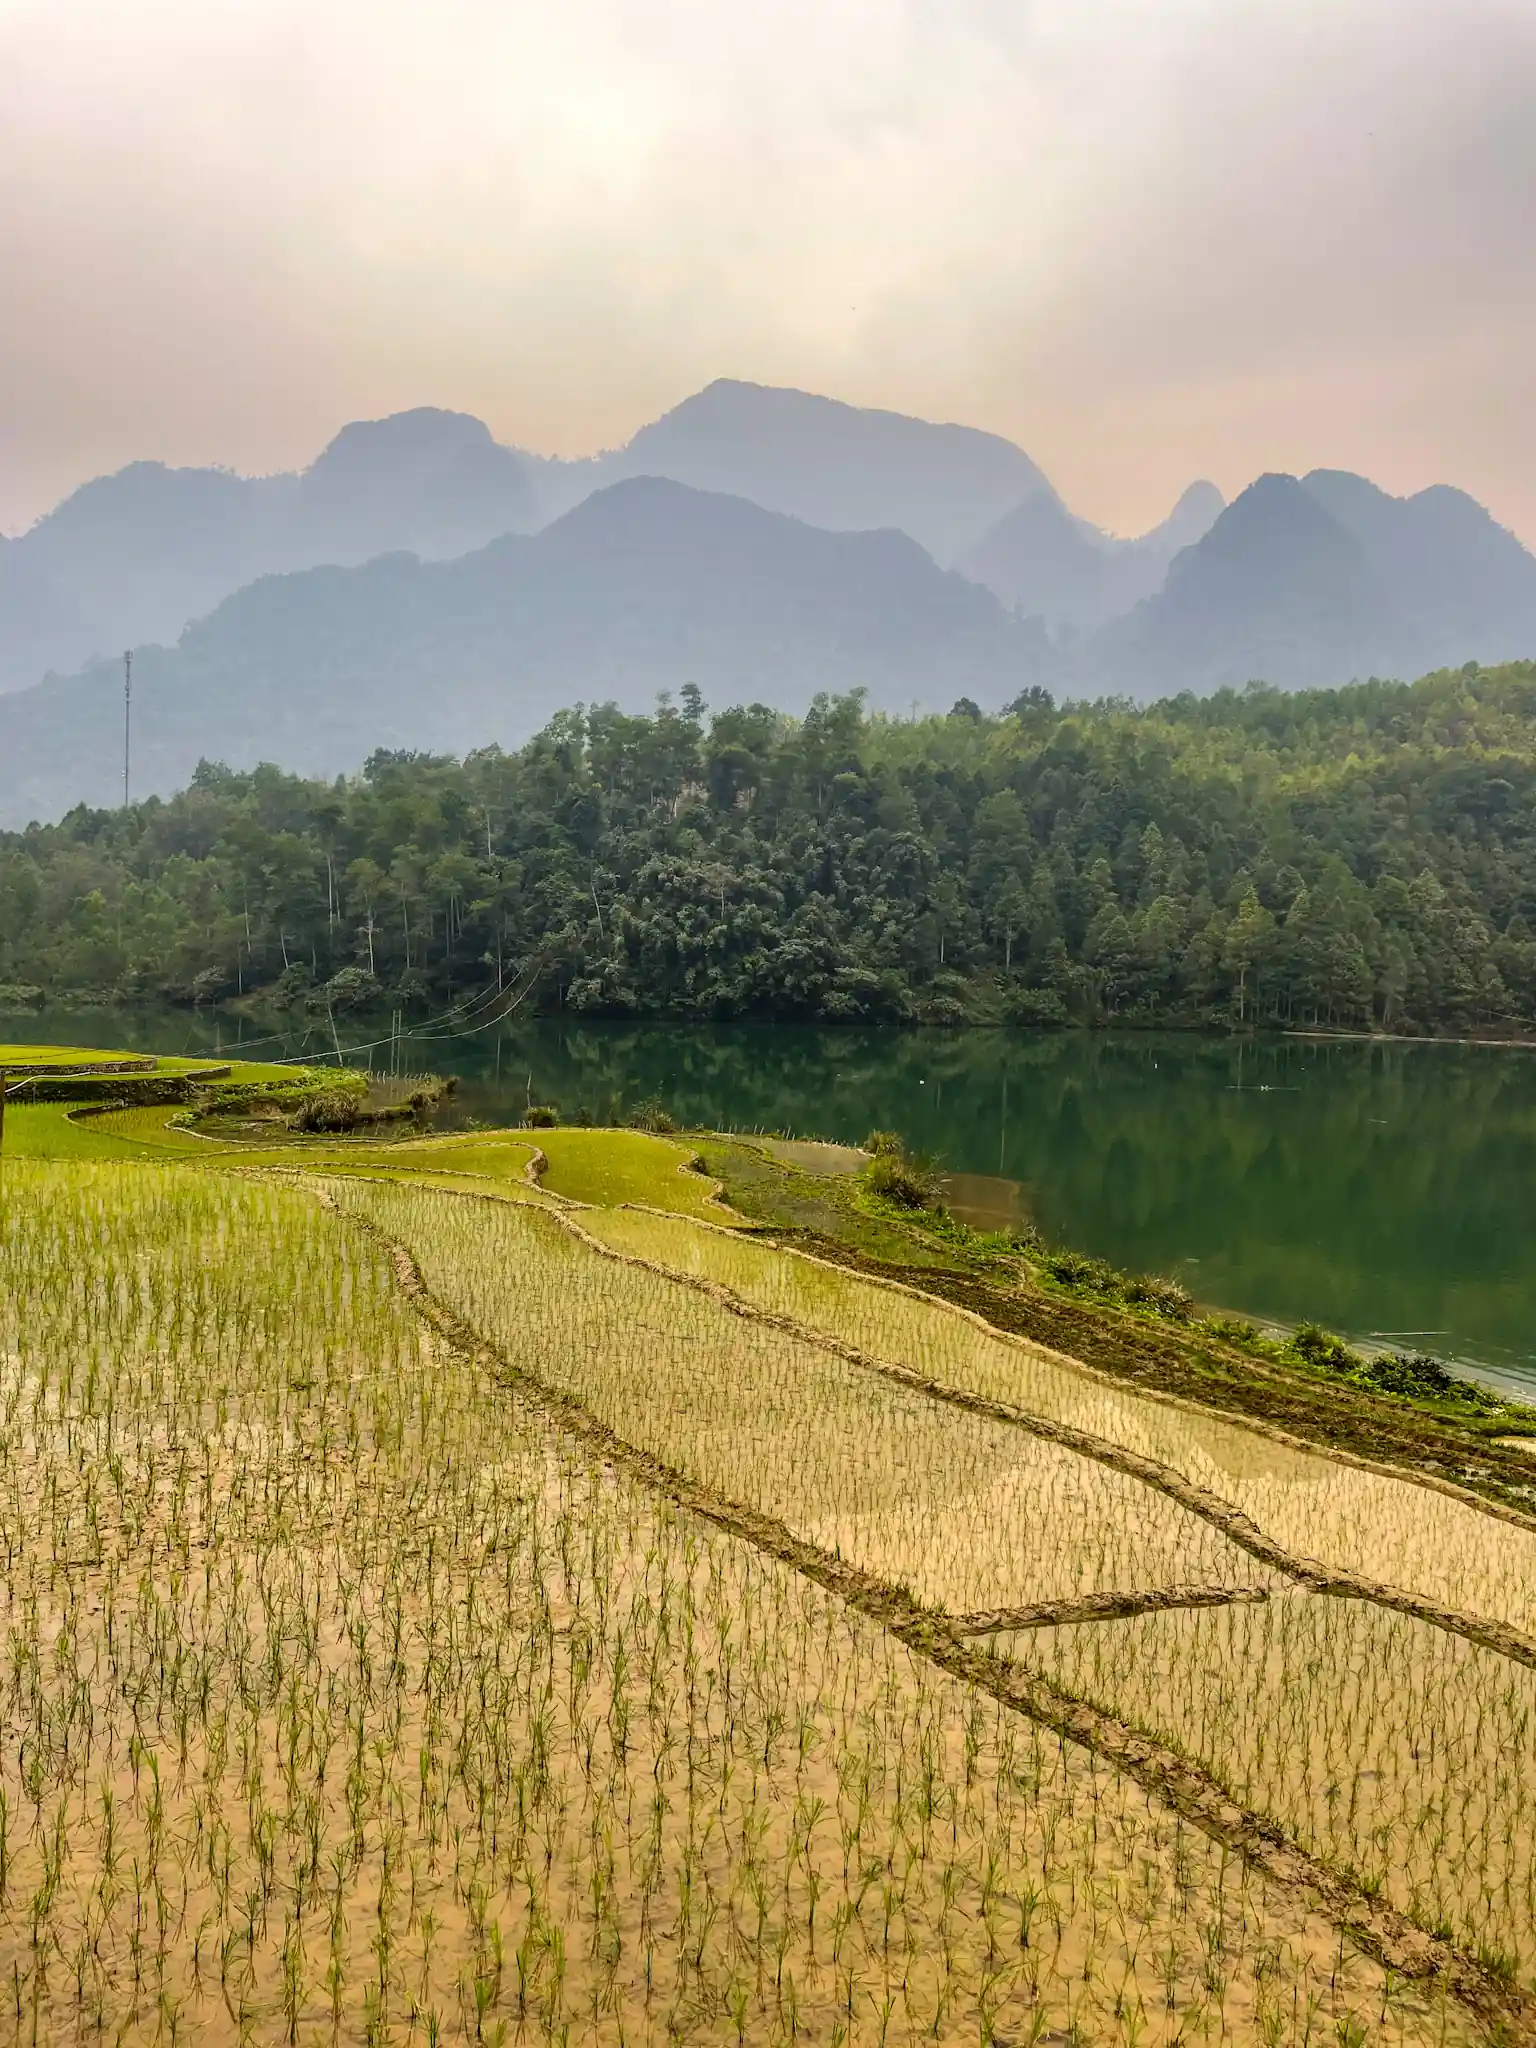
[258,953,550,1068]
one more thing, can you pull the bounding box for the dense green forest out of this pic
[5,660,1536,1034]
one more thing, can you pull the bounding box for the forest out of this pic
[3,659,1536,1035]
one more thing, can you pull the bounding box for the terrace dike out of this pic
[325,1175,1536,2045]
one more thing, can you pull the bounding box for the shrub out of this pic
[0,984,43,1013]
[189,965,234,1004]
[306,967,383,1015]
[1124,1274,1195,1322]
[628,1099,677,1135]
[1004,986,1070,1028]
[1362,1350,1454,1400]
[291,1087,362,1133]
[272,962,315,1004]
[523,1104,559,1129]
[863,1129,905,1157]
[865,1152,934,1209]
[1043,1248,1121,1293]
[1288,1324,1363,1375]
[1204,1314,1260,1345]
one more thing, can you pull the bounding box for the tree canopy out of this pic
[5,660,1536,1036]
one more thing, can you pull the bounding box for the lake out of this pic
[10,1005,1536,1392]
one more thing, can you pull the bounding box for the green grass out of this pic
[215,1131,547,1181]
[1,1049,353,1163]
[0,1103,160,1159]
[0,1043,154,1071]
[1,1038,331,1085]
[695,1135,967,1265]
[534,1127,737,1218]
[166,1055,309,1083]
[356,1131,543,1179]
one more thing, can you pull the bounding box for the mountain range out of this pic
[956,480,1227,637]
[1,377,1534,825]
[0,408,536,693]
[0,477,1052,826]
[0,381,1067,696]
[1090,470,1536,696]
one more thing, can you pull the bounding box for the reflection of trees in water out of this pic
[463,1023,1536,1374]
[25,1002,1536,1371]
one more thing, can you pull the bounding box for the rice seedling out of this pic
[0,1156,1464,2043]
[0,1102,167,1160]
[330,1181,1274,1617]
[998,1589,1536,1987]
[582,1207,1536,1642]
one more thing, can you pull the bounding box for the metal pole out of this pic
[123,650,132,807]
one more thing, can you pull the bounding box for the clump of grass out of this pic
[291,1087,362,1133]
[1042,1247,1122,1292]
[626,1097,677,1134]
[857,1133,943,1212]
[862,1130,905,1158]
[863,1151,935,1209]
[1123,1273,1195,1322]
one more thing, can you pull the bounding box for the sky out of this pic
[3,0,1534,542]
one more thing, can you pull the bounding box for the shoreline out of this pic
[1285,1027,1536,1051]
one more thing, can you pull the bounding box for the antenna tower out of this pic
[122,650,133,807]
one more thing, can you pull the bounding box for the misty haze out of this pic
[5,6,1536,2046]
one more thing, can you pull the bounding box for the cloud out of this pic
[2,0,1533,541]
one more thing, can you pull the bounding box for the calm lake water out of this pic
[12,1006,1536,1392]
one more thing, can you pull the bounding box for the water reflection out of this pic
[12,1008,1536,1388]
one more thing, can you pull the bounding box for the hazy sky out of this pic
[3,0,1534,541]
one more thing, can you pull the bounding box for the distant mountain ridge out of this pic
[0,409,536,692]
[4,378,1535,816]
[591,380,1054,562]
[956,480,1226,635]
[0,477,1051,827]
[1088,471,1536,695]
[0,382,1059,695]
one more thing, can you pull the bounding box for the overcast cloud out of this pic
[2,0,1533,540]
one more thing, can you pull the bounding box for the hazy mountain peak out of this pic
[298,407,534,563]
[957,477,1227,634]
[1156,479,1225,552]
[547,469,926,550]
[612,379,1053,563]
[1084,464,1536,697]
[27,459,263,545]
[307,406,500,481]
[1166,472,1358,584]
